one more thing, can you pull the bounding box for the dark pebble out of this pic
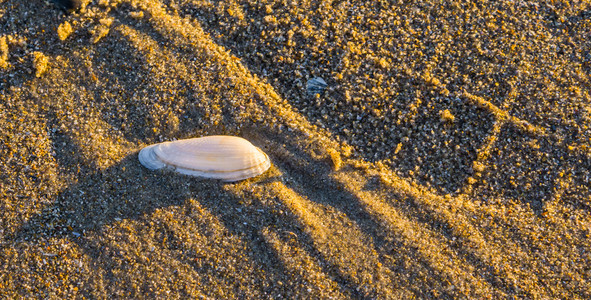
[51,0,82,12]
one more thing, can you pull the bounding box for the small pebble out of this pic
[306,77,327,96]
[51,0,82,12]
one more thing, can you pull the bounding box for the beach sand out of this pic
[1,0,590,298]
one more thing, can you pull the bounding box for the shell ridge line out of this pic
[154,146,268,172]
[154,138,264,170]
[166,148,270,174]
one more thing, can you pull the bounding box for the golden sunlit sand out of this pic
[1,0,590,298]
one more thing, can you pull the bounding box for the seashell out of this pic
[139,136,271,182]
[306,77,327,96]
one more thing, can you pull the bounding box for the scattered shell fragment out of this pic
[307,77,327,96]
[32,51,49,78]
[138,135,271,182]
[326,148,342,171]
[440,109,455,123]
[57,21,73,41]
[0,36,8,69]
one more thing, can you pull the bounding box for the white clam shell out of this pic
[138,136,271,182]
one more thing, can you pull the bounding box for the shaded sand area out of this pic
[1,0,590,298]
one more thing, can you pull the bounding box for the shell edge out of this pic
[138,144,167,170]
